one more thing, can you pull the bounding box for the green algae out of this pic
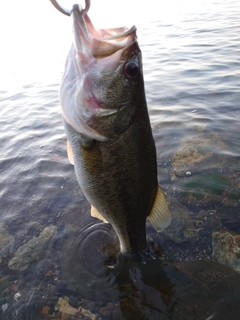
[176,172,234,205]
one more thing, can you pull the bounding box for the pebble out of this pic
[57,297,96,320]
[68,295,78,308]
[14,292,22,301]
[2,302,8,313]
[11,283,18,292]
[41,305,50,315]
[212,231,240,272]
[195,210,208,220]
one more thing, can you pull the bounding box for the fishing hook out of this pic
[49,0,90,16]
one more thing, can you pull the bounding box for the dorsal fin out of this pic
[91,205,108,223]
[148,186,171,231]
[67,140,74,165]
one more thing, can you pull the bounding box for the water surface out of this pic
[0,0,240,319]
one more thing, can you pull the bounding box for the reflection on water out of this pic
[0,0,240,318]
[61,221,120,299]
[61,231,240,320]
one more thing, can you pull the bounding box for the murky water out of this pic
[0,0,240,319]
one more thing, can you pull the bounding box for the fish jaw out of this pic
[60,4,140,141]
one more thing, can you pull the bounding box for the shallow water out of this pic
[0,0,240,319]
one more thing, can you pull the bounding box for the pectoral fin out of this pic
[67,140,74,165]
[148,186,171,231]
[91,205,108,223]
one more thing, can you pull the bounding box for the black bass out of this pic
[50,0,171,254]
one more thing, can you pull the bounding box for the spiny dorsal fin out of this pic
[148,186,171,231]
[67,140,74,165]
[91,205,108,223]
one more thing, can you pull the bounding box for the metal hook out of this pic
[49,0,90,16]
[83,0,90,14]
[49,0,71,16]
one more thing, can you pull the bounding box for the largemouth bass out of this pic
[51,0,171,254]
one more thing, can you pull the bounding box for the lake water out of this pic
[0,0,240,319]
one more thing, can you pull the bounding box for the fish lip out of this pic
[71,4,137,57]
[94,25,137,41]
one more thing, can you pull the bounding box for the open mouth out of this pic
[52,0,140,139]
[50,0,137,58]
[71,3,136,58]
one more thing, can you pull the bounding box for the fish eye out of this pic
[124,61,139,78]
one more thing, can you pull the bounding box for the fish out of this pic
[50,0,171,254]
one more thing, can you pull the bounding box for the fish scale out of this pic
[51,0,171,254]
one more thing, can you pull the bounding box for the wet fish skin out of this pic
[63,71,157,253]
[59,4,171,254]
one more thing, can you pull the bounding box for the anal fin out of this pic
[67,140,74,165]
[91,205,108,223]
[148,186,171,231]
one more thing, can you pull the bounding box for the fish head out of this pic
[60,4,145,140]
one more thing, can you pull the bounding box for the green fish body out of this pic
[59,2,171,254]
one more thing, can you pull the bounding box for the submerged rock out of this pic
[212,231,240,272]
[164,196,199,243]
[174,172,234,208]
[8,225,57,271]
[0,274,10,299]
[171,132,227,178]
[57,296,96,320]
[172,260,240,319]
[0,223,15,263]
[2,303,8,313]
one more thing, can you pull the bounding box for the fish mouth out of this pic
[71,3,137,59]
[70,3,137,117]
[55,0,139,140]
